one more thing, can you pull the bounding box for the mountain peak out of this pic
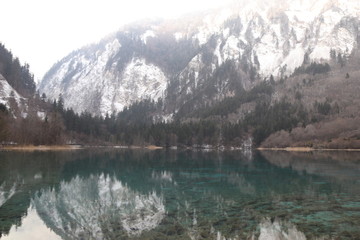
[39,0,360,117]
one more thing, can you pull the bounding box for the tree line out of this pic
[0,82,312,147]
[0,42,336,148]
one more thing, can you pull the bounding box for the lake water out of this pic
[0,149,359,240]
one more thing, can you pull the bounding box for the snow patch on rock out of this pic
[110,58,167,114]
[33,174,165,239]
[0,75,25,107]
[141,30,156,44]
[40,39,167,116]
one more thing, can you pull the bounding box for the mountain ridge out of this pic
[39,0,360,119]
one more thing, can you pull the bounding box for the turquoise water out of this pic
[0,149,359,239]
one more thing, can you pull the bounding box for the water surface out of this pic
[0,149,359,239]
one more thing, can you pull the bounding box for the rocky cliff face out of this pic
[39,0,360,117]
[0,73,27,116]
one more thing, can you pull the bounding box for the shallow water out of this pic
[0,149,359,239]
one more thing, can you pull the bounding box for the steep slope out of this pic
[0,73,26,114]
[39,38,168,115]
[0,43,65,145]
[0,43,39,117]
[0,43,36,98]
[260,50,360,148]
[39,0,360,117]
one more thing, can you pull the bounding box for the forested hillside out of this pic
[2,0,360,149]
[0,44,64,145]
[48,49,359,149]
[0,43,35,97]
[1,38,360,149]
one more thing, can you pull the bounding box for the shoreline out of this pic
[2,145,360,152]
[257,147,360,152]
[0,145,83,151]
[0,144,164,151]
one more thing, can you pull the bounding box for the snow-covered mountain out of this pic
[39,0,360,117]
[0,73,28,116]
[33,174,165,239]
[0,74,24,106]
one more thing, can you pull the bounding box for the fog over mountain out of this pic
[39,0,360,117]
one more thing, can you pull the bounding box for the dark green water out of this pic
[0,149,359,240]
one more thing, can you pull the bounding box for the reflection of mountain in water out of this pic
[256,218,306,240]
[33,174,165,239]
[0,181,18,208]
[0,151,70,237]
[214,218,307,240]
[261,151,360,184]
[1,150,359,239]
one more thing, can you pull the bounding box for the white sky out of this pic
[0,0,233,82]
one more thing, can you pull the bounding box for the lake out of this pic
[0,149,359,240]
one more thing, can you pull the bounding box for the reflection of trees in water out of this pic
[256,218,306,240]
[150,151,360,240]
[258,150,360,240]
[1,150,359,239]
[261,151,360,185]
[33,174,165,239]
[0,180,18,208]
[0,177,23,238]
[213,218,307,240]
[227,173,256,195]
[0,151,75,237]
[2,150,253,239]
